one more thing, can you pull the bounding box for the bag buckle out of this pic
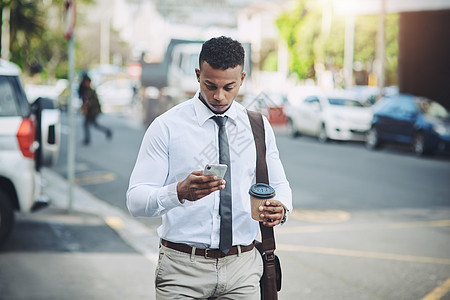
[264,250,275,261]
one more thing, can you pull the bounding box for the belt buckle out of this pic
[204,248,211,259]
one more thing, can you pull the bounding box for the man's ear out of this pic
[240,72,246,86]
[195,68,201,82]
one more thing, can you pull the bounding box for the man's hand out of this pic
[177,170,225,202]
[259,200,286,227]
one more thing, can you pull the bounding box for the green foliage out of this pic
[0,0,94,80]
[276,0,399,86]
[1,0,45,70]
[321,15,345,68]
[277,1,320,79]
[384,14,399,85]
[262,51,278,72]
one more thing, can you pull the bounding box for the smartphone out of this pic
[203,164,228,180]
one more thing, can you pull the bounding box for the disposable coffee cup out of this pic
[249,183,276,221]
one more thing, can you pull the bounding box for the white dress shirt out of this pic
[127,91,292,248]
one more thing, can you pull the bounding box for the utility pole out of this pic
[1,6,10,59]
[344,15,355,89]
[100,12,110,65]
[64,0,76,213]
[376,0,386,99]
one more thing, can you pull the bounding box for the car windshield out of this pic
[328,98,363,107]
[417,98,450,119]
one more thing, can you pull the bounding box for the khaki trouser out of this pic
[155,244,263,299]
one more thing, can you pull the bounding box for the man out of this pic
[127,36,292,299]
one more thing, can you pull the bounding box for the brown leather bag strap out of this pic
[247,110,276,251]
[247,110,269,184]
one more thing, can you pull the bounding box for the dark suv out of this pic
[366,94,450,156]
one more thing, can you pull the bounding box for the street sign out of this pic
[64,0,76,41]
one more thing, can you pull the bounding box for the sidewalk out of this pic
[42,167,161,264]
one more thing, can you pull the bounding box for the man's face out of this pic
[196,61,246,114]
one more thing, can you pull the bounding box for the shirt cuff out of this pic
[160,182,184,209]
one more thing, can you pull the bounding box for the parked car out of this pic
[285,89,373,142]
[96,78,136,112]
[345,85,399,106]
[0,59,60,246]
[366,94,450,156]
[24,79,68,108]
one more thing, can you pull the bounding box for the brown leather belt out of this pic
[161,239,254,259]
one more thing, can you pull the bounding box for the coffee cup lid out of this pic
[249,183,275,199]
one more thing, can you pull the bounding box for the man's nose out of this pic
[214,89,225,102]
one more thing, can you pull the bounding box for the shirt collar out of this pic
[193,89,238,126]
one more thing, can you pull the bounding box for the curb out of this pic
[41,167,160,264]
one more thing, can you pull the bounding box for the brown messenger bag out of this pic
[248,110,282,300]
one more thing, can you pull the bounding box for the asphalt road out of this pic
[2,111,449,300]
[53,111,450,214]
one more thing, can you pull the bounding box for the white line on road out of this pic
[277,219,450,234]
[278,244,450,265]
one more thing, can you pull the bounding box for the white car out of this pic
[96,78,136,112]
[0,59,60,246]
[286,89,373,142]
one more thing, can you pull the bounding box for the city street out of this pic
[2,0,450,299]
[2,111,450,299]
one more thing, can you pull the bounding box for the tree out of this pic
[0,0,45,71]
[276,0,398,86]
[0,0,96,80]
[276,0,320,80]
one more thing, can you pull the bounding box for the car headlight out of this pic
[433,124,448,136]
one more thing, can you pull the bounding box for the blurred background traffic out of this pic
[1,0,449,156]
[0,0,450,155]
[2,1,450,299]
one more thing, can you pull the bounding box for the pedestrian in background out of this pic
[127,36,292,299]
[78,74,112,145]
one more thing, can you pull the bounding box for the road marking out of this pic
[291,209,351,223]
[390,220,450,229]
[75,171,116,185]
[105,216,125,229]
[421,278,450,300]
[278,219,450,234]
[278,244,450,265]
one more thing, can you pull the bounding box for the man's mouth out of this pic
[211,103,227,109]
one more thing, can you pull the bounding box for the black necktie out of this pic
[212,116,232,254]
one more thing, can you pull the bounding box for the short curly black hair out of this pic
[199,36,245,70]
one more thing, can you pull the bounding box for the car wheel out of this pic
[318,124,328,143]
[412,132,435,156]
[0,189,15,246]
[413,132,425,156]
[288,118,300,138]
[366,127,381,150]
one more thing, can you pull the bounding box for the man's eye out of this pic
[224,87,233,91]
[206,85,216,90]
